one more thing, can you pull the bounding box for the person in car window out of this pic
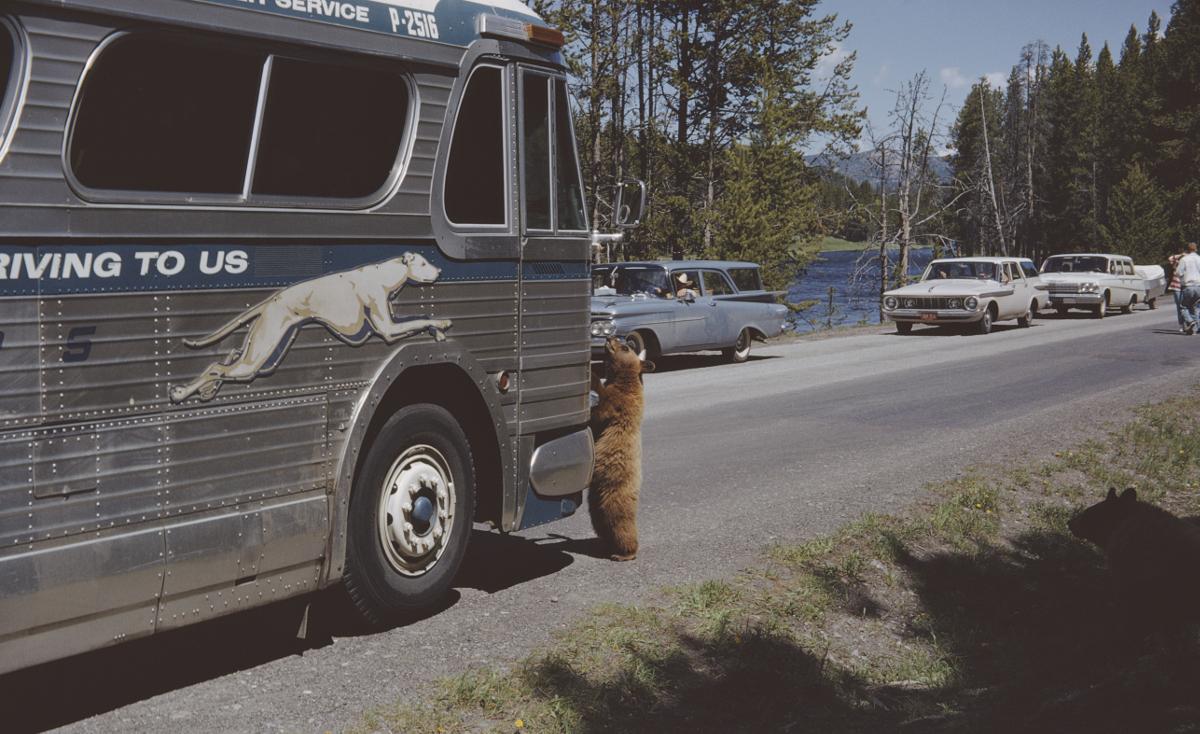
[674,273,699,299]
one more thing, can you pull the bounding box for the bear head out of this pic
[1068,487,1137,547]
[604,336,655,383]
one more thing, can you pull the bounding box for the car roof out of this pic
[928,257,1020,264]
[597,260,760,269]
[1044,253,1127,259]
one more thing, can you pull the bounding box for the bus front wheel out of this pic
[343,403,475,627]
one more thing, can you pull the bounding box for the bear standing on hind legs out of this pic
[589,336,654,561]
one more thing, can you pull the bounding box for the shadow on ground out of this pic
[648,353,777,374]
[503,528,1200,734]
[0,528,573,733]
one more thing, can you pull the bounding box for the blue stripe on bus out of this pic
[194,0,540,49]
[0,244,586,296]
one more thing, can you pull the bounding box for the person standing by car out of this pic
[1175,243,1200,335]
[1167,248,1186,332]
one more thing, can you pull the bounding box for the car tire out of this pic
[1121,296,1134,314]
[722,328,753,363]
[896,322,913,335]
[625,331,648,361]
[343,404,474,627]
[976,307,994,335]
[1017,306,1033,328]
[1056,305,1069,317]
[1094,294,1107,319]
[1148,297,1158,310]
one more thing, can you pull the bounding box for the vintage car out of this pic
[590,260,788,362]
[1039,253,1152,317]
[882,257,1047,335]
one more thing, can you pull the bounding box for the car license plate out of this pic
[1062,298,1077,304]
[919,312,938,322]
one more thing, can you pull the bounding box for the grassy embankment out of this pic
[356,392,1200,734]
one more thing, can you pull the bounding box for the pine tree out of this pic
[1102,163,1174,262]
[1158,0,1200,240]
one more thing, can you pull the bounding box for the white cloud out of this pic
[816,43,850,79]
[939,66,968,89]
[984,71,1008,88]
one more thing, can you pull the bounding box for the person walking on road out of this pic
[1168,248,1187,332]
[1175,243,1200,335]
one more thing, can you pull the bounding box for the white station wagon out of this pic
[1039,253,1151,318]
[882,257,1047,335]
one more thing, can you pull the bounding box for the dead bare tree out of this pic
[846,72,968,318]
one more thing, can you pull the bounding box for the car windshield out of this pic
[923,261,998,281]
[1042,256,1108,274]
[592,265,671,297]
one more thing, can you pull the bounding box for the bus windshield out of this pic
[592,265,671,297]
[923,261,998,281]
[1042,256,1108,274]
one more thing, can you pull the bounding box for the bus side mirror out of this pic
[614,180,646,230]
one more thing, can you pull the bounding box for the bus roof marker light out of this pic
[477,15,564,48]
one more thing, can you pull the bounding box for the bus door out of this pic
[513,66,591,520]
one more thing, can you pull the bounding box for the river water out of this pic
[787,247,936,332]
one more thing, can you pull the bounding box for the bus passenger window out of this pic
[522,72,552,230]
[252,58,409,199]
[554,80,587,231]
[445,66,506,225]
[69,35,264,194]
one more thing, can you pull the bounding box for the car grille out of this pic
[1048,283,1081,294]
[896,296,964,310]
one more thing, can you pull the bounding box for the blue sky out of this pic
[814,0,1171,150]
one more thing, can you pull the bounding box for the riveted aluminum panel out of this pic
[158,494,326,629]
[0,416,166,546]
[0,17,102,207]
[163,395,328,514]
[40,293,169,420]
[0,524,163,675]
[0,297,41,429]
[0,431,35,546]
[518,278,589,434]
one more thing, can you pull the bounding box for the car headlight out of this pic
[965,296,979,311]
[590,319,616,337]
[883,296,898,311]
[948,298,961,309]
[1081,282,1097,293]
[903,298,916,309]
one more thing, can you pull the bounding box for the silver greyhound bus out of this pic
[0,0,637,673]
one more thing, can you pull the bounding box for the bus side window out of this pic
[554,80,587,231]
[521,71,552,231]
[69,35,265,194]
[252,57,409,199]
[445,65,507,226]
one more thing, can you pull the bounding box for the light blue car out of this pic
[590,261,788,363]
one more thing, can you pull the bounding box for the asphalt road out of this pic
[8,307,1200,733]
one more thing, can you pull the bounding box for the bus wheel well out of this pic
[359,364,503,526]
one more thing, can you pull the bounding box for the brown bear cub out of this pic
[588,336,654,561]
[1069,487,1200,627]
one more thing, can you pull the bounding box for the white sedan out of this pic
[882,257,1046,335]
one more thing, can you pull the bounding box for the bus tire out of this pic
[343,403,475,627]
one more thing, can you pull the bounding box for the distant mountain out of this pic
[807,151,953,186]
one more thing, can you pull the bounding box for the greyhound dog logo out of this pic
[170,253,452,403]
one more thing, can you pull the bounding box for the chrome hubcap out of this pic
[378,445,455,577]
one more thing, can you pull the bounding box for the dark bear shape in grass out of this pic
[588,337,654,561]
[1069,487,1200,628]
